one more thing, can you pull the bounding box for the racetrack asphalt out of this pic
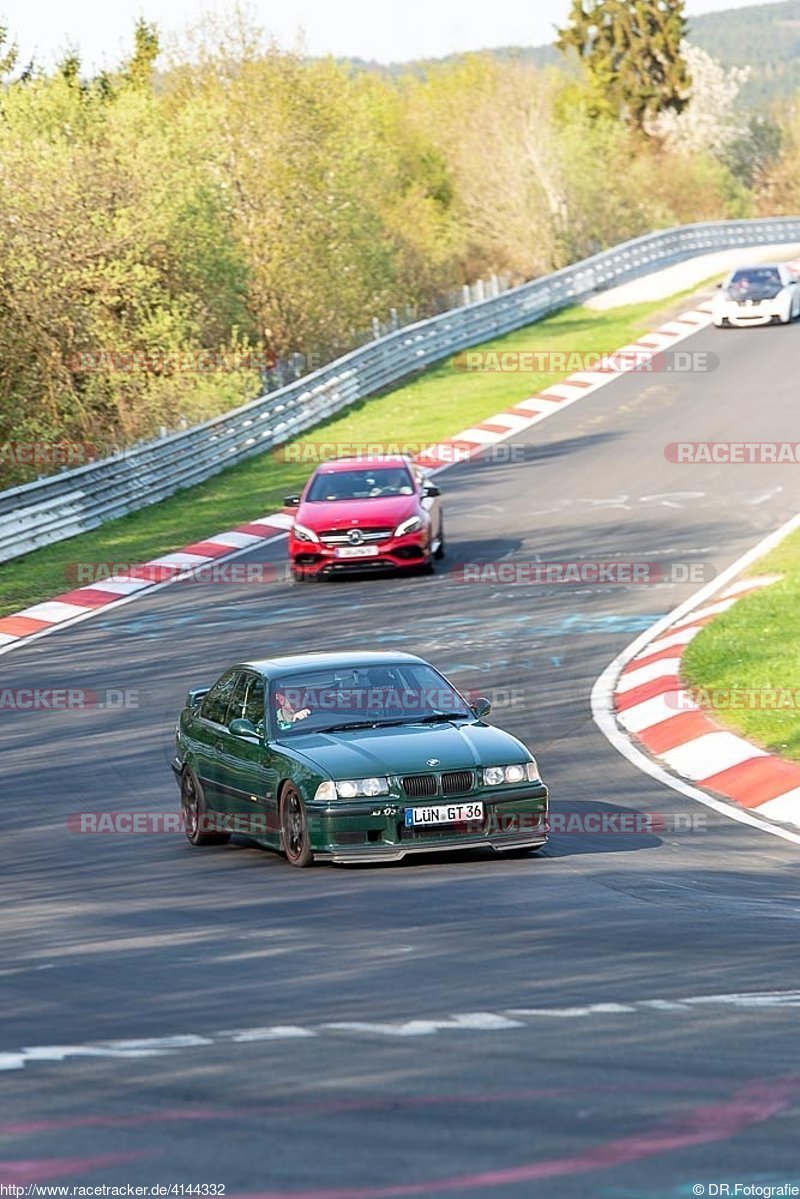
[2,308,800,1198]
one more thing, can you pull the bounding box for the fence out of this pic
[2,216,800,563]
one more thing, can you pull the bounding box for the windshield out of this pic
[306,466,414,502]
[728,268,781,290]
[270,662,473,736]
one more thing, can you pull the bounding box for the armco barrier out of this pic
[2,216,800,564]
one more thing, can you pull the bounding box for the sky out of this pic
[1,0,782,73]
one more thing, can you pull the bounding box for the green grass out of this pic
[0,287,705,618]
[682,528,800,761]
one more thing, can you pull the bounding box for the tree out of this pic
[0,20,17,78]
[126,19,159,89]
[557,0,691,133]
[648,42,748,156]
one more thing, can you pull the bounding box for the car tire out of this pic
[181,768,230,847]
[434,522,446,560]
[280,784,314,867]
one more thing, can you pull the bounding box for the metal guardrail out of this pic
[2,215,800,564]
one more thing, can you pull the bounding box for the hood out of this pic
[297,495,418,530]
[285,720,528,777]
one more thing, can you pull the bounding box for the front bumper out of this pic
[290,530,431,575]
[306,783,549,862]
[714,299,788,326]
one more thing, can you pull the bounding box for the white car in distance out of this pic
[712,263,800,328]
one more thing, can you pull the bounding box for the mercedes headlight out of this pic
[395,515,423,537]
[293,523,319,543]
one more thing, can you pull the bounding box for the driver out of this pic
[275,690,311,730]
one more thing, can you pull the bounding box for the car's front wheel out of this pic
[280,784,314,867]
[434,521,446,560]
[181,768,230,847]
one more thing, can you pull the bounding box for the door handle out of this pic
[215,740,223,751]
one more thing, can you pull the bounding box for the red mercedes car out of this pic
[285,456,445,579]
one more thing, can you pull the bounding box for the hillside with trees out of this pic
[0,2,799,487]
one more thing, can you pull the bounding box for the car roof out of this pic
[313,456,414,472]
[235,651,428,676]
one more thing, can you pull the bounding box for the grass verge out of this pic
[0,285,709,617]
[681,528,800,762]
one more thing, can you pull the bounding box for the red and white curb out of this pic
[0,301,714,658]
[593,512,800,845]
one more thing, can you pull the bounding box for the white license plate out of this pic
[405,802,484,827]
[335,545,380,559]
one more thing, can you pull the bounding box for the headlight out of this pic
[395,515,423,537]
[483,763,537,786]
[316,777,390,801]
[293,523,319,543]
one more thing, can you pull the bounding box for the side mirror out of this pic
[284,494,301,507]
[472,696,492,719]
[187,686,210,708]
[422,483,441,498]
[229,717,258,739]
[715,281,723,289]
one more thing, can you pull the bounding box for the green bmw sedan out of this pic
[172,651,548,866]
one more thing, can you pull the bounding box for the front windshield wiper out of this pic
[312,720,387,733]
[403,712,470,725]
[310,713,469,733]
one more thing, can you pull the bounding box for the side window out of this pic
[200,672,240,725]
[226,673,251,723]
[243,676,265,729]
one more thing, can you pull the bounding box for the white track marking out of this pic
[659,732,765,779]
[477,413,532,432]
[73,577,153,595]
[510,397,563,415]
[225,1026,317,1042]
[539,382,592,399]
[668,599,737,628]
[17,600,92,623]
[616,658,682,693]
[631,626,702,656]
[719,574,783,599]
[204,531,263,548]
[146,552,211,568]
[7,991,800,1071]
[322,1013,524,1037]
[617,691,698,733]
[591,511,800,847]
[451,427,504,444]
[758,790,800,822]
